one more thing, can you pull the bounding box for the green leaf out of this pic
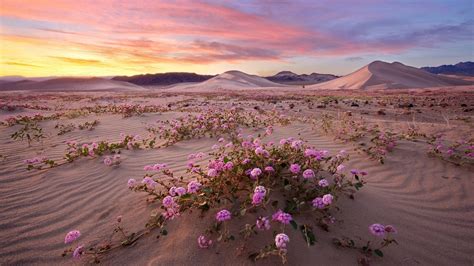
[300,225,316,246]
[374,249,384,257]
[290,220,298,230]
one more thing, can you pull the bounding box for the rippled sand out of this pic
[0,92,473,265]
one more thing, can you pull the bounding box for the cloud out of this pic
[3,61,41,68]
[49,56,104,65]
[0,0,472,76]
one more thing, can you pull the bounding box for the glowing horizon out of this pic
[1,0,473,77]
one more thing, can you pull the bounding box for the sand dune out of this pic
[167,70,285,92]
[0,77,146,92]
[309,61,472,90]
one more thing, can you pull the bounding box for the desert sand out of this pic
[0,61,473,266]
[0,81,473,265]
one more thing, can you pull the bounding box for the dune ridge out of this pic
[309,61,472,90]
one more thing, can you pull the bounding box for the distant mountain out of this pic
[113,72,215,86]
[309,61,472,90]
[421,62,474,76]
[265,71,339,85]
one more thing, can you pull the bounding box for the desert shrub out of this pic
[62,135,397,264]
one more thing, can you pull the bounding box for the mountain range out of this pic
[421,62,474,76]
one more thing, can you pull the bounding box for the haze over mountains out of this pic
[0,61,472,92]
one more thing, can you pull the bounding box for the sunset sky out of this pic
[0,0,473,77]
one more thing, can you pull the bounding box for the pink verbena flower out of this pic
[162,196,176,208]
[312,197,325,209]
[197,235,212,248]
[275,233,290,249]
[318,179,329,187]
[223,161,234,170]
[369,223,386,237]
[142,177,157,189]
[72,245,83,259]
[264,166,275,173]
[103,156,112,166]
[216,209,231,222]
[175,187,186,196]
[302,169,315,179]
[322,194,333,205]
[207,168,218,177]
[163,206,180,220]
[251,186,267,205]
[289,163,301,174]
[127,178,137,188]
[250,168,262,179]
[187,181,202,194]
[272,210,293,224]
[64,230,81,244]
[336,164,345,173]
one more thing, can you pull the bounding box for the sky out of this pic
[0,0,473,77]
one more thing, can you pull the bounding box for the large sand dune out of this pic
[309,61,472,90]
[0,77,145,92]
[167,70,285,92]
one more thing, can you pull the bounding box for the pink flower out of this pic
[216,209,231,222]
[142,177,157,189]
[275,233,290,249]
[318,179,329,187]
[207,168,218,177]
[336,164,345,173]
[223,161,234,170]
[291,140,303,149]
[322,194,333,205]
[169,186,177,196]
[175,187,187,196]
[250,168,262,179]
[252,193,265,205]
[163,206,180,220]
[103,156,112,166]
[72,245,84,259]
[187,181,202,194]
[289,163,301,174]
[312,197,325,209]
[302,169,315,179]
[264,166,275,173]
[64,230,81,244]
[256,216,271,230]
[127,179,137,188]
[251,186,267,206]
[272,210,293,224]
[369,223,386,237]
[197,235,212,248]
[162,196,176,208]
